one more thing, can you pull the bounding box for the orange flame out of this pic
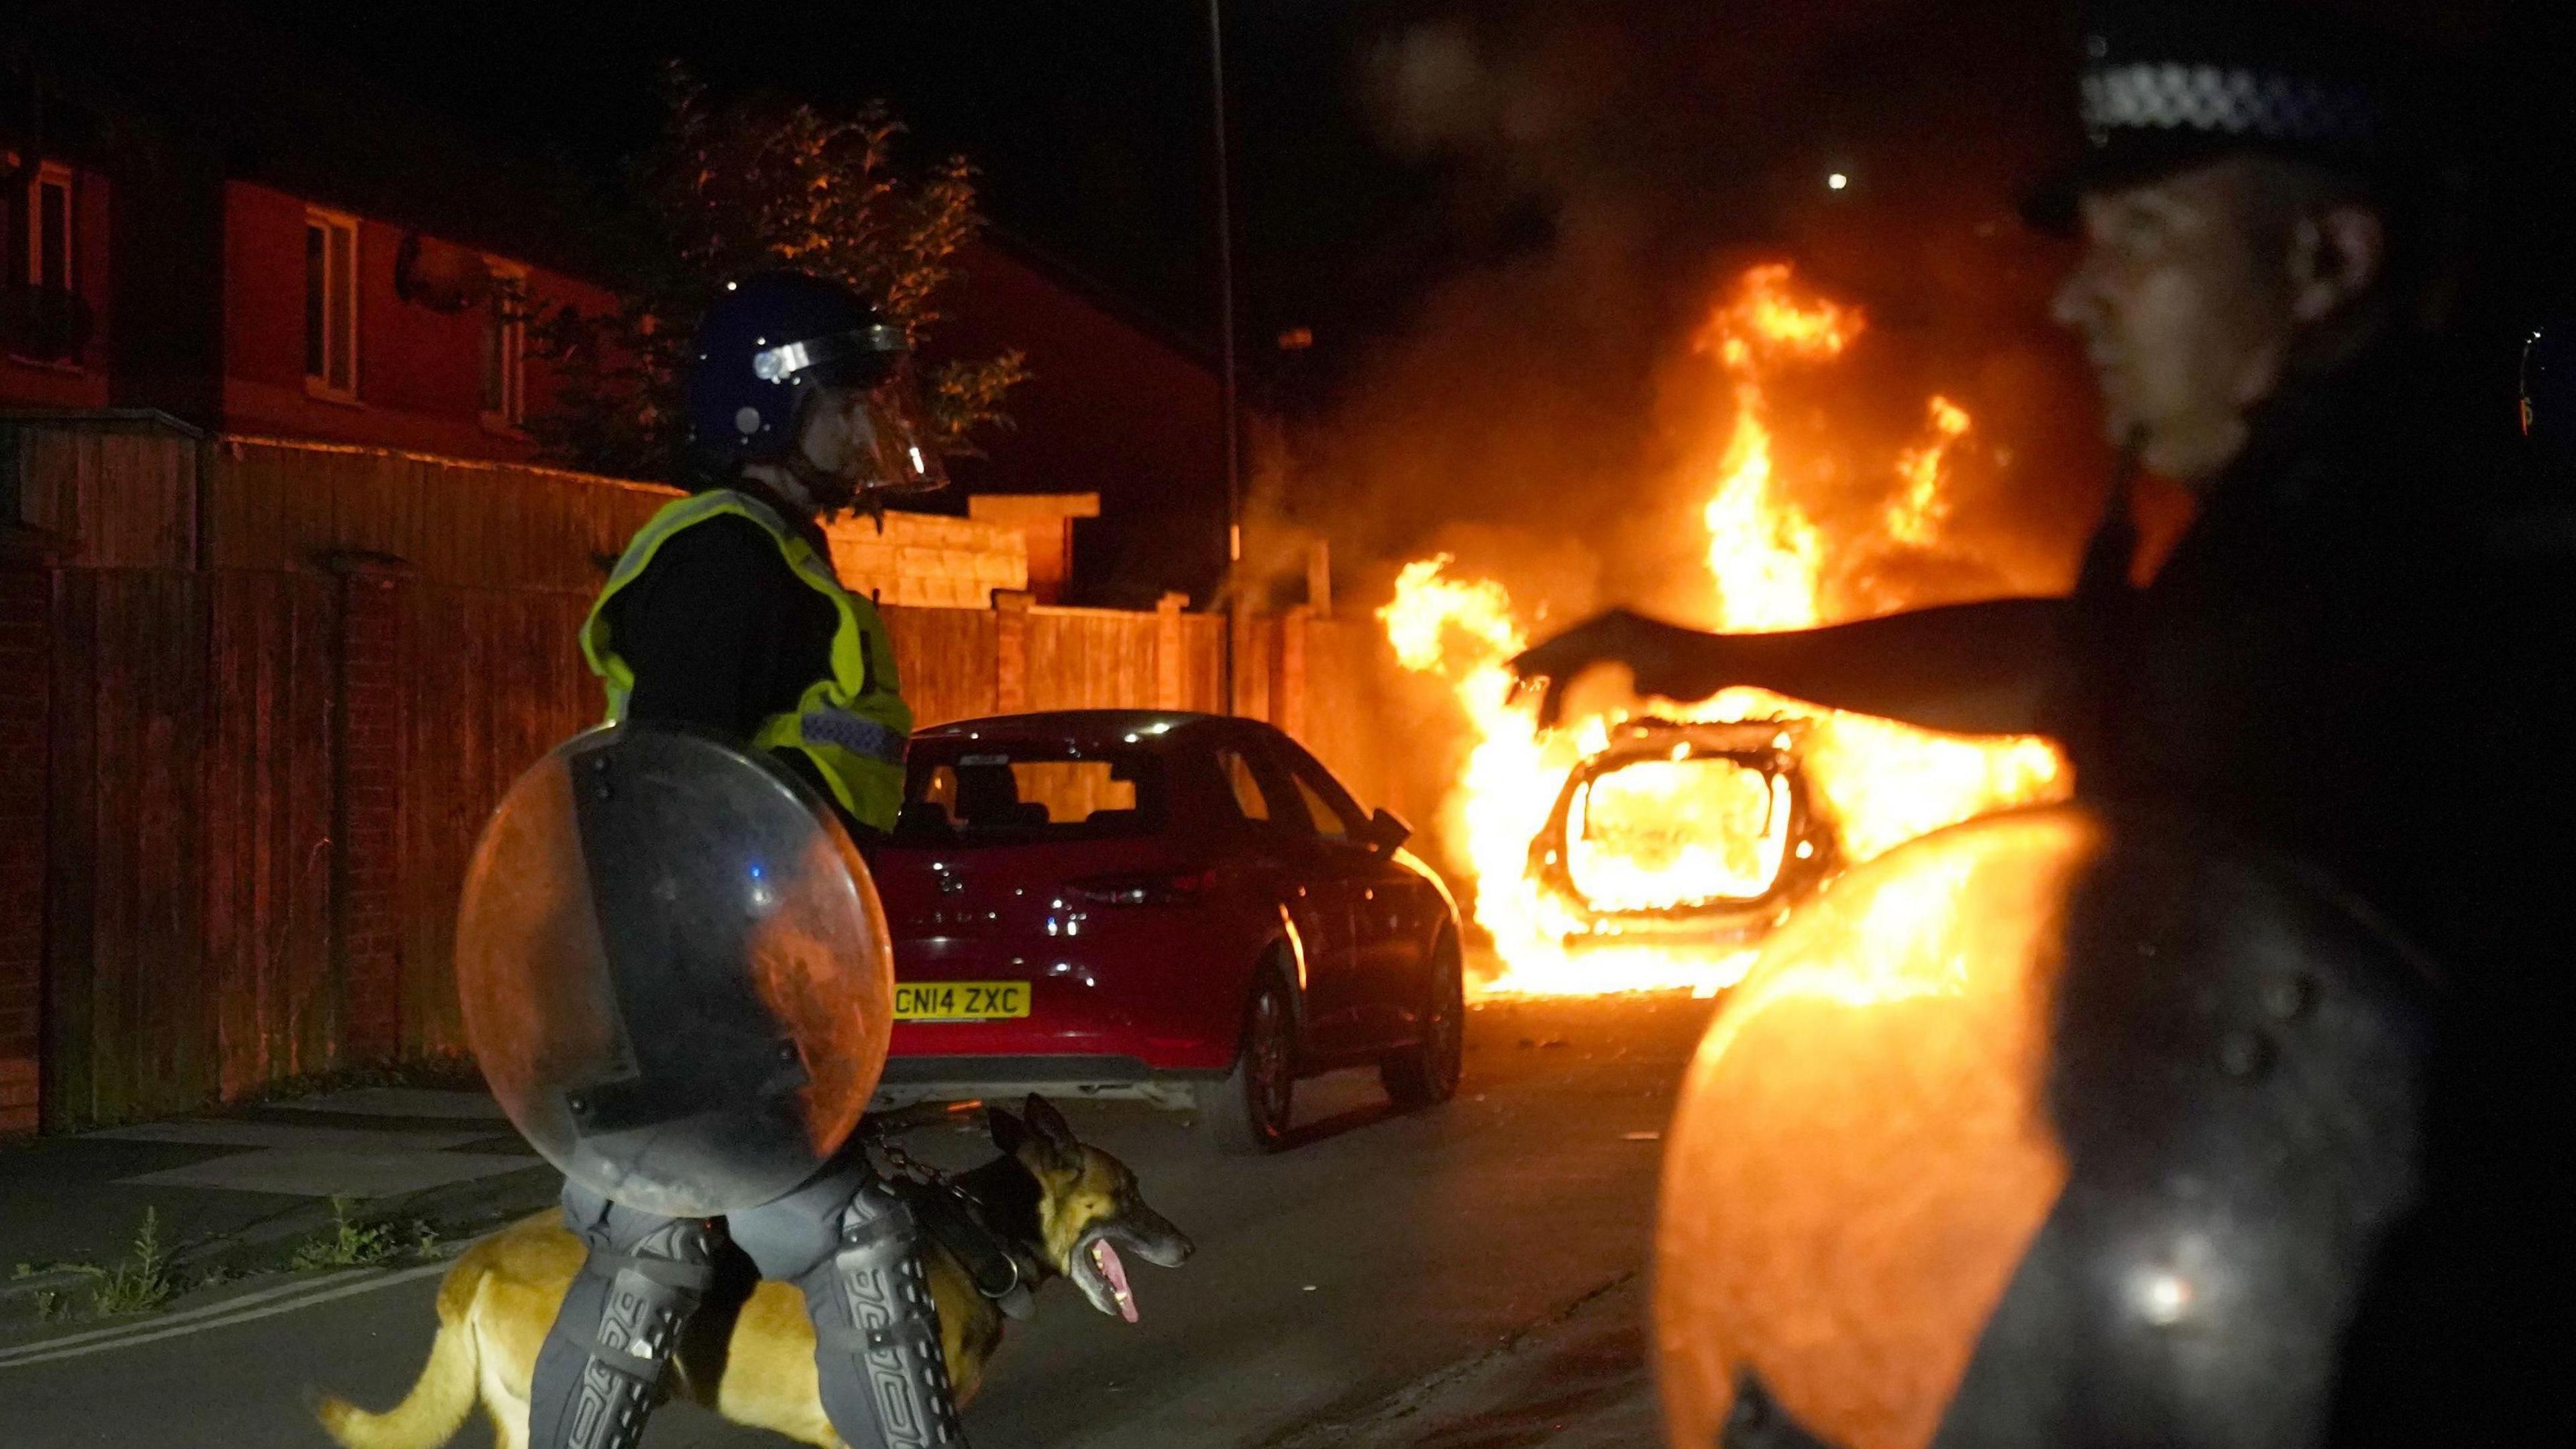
[1383,265,2069,999]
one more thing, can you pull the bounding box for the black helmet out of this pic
[1655,804,2438,1448]
[2022,3,2418,234]
[685,272,947,495]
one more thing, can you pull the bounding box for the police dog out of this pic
[314,1096,1192,1449]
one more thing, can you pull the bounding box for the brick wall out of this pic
[826,512,1027,610]
[335,566,404,1061]
[0,559,52,1134]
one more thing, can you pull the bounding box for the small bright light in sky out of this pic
[2134,1270,2194,1326]
[1827,172,1850,191]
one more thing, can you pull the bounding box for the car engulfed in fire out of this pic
[1525,718,1841,951]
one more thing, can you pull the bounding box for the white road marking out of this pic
[0,1275,337,1355]
[0,1262,448,1371]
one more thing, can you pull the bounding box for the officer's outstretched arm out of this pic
[1510,596,2075,737]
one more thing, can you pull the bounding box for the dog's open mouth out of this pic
[1088,1238,1138,1324]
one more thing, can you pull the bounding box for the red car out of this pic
[869,710,1466,1152]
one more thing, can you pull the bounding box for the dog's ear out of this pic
[987,1104,1028,1159]
[1024,1093,1082,1169]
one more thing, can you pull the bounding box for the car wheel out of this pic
[1198,972,1297,1155]
[1382,934,1465,1110]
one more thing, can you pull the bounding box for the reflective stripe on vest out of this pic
[581,489,912,831]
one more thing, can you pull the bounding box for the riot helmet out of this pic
[686,272,949,506]
[1654,804,2436,1449]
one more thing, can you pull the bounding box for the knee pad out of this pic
[733,1166,967,1448]
[527,1185,718,1449]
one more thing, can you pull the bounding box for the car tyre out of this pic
[1382,934,1466,1110]
[1199,971,1298,1155]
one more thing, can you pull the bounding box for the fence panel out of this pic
[43,570,220,1127]
[201,570,341,1100]
[205,439,674,591]
[5,425,195,570]
[395,583,598,1059]
[883,605,1000,727]
[1026,608,1162,714]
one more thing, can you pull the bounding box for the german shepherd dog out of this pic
[313,1095,1192,1449]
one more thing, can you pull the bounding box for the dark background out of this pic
[21,1,2576,598]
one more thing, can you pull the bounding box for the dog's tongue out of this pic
[1091,1239,1138,1324]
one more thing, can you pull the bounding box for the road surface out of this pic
[0,993,1711,1448]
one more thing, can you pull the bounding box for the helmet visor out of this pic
[842,359,951,496]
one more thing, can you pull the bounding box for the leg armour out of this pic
[527,1181,718,1449]
[731,1163,967,1448]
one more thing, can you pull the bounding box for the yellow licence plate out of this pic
[895,981,1030,1021]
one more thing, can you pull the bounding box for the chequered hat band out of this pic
[2080,62,2384,146]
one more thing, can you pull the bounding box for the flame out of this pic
[1381,266,2069,999]
[1887,396,1972,547]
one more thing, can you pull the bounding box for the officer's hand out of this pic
[1508,609,1730,729]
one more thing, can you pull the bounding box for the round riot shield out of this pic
[456,724,894,1218]
[1654,804,2430,1449]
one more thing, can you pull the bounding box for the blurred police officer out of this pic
[1518,2,2571,1438]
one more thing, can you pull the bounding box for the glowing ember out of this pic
[1381,265,2070,999]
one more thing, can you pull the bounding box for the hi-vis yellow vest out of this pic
[581,490,912,832]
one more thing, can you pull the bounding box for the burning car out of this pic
[1525,718,1839,951]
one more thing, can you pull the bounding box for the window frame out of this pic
[303,206,362,403]
[5,158,83,371]
[28,161,73,292]
[480,256,529,431]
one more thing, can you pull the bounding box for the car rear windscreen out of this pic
[897,741,1165,844]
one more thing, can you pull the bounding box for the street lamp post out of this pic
[1210,0,1242,711]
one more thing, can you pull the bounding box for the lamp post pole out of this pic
[1210,0,1242,712]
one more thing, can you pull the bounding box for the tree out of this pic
[527,66,1029,486]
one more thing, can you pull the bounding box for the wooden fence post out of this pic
[1155,592,1187,710]
[327,552,408,1065]
[1279,604,1311,744]
[0,534,58,1134]
[994,590,1033,714]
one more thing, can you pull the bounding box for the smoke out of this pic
[1261,0,2118,628]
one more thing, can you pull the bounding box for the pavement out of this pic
[0,1085,562,1324]
[0,994,1705,1446]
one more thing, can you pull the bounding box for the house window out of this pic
[304,208,359,399]
[481,259,527,429]
[29,164,72,291]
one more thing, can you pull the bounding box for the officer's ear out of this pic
[2287,199,2385,326]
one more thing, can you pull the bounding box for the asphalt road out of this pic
[0,993,1713,1448]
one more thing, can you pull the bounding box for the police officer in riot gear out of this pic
[585,272,941,843]
[1516,3,2573,1442]
[468,271,968,1449]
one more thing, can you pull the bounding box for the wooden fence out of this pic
[0,415,1407,1131]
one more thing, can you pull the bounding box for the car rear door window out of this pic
[1216,746,1275,823]
[1277,744,1369,843]
[1290,770,1356,841]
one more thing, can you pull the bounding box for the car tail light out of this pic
[1067,869,1216,908]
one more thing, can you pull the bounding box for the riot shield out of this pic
[1654,803,2431,1449]
[456,724,894,1218]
